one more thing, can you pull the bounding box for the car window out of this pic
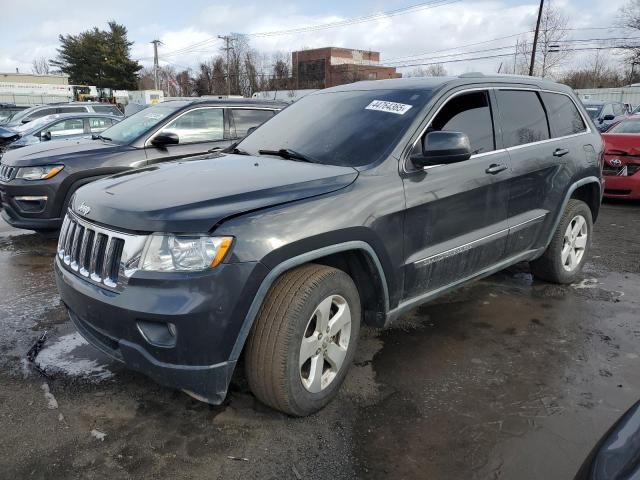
[613,103,624,116]
[540,92,586,138]
[427,90,495,155]
[495,90,550,148]
[89,117,113,133]
[47,118,85,136]
[160,108,224,144]
[93,105,121,115]
[61,106,88,113]
[25,108,57,121]
[601,104,614,117]
[607,120,640,134]
[231,109,275,138]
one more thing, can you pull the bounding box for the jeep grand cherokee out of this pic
[55,74,603,416]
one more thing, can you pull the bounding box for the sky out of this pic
[0,0,633,78]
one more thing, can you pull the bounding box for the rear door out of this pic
[401,89,513,298]
[496,89,589,255]
[144,107,233,164]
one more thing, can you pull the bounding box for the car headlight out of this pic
[140,235,233,272]
[16,165,64,180]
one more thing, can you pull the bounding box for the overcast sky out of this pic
[0,0,632,78]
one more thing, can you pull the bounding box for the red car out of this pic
[602,116,640,199]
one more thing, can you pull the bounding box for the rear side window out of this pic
[231,109,275,138]
[540,92,586,138]
[429,91,495,155]
[495,90,549,148]
[89,117,114,133]
[61,106,88,113]
[93,105,121,115]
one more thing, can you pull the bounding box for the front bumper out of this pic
[603,174,640,199]
[0,177,65,230]
[55,257,268,403]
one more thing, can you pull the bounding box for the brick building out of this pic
[291,47,401,89]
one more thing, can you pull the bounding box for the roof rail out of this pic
[458,72,485,78]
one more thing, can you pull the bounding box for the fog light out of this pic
[136,320,177,348]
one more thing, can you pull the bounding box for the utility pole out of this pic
[151,40,162,90]
[529,0,544,76]
[514,38,519,74]
[218,35,233,97]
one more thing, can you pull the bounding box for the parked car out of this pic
[574,400,640,479]
[0,113,121,152]
[601,116,640,199]
[3,102,122,128]
[0,99,285,231]
[582,100,628,132]
[0,103,28,126]
[54,74,603,416]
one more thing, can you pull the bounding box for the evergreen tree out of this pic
[51,22,142,89]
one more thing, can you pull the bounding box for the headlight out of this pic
[140,235,233,272]
[16,165,64,180]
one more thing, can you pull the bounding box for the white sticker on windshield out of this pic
[365,100,413,115]
[144,112,164,119]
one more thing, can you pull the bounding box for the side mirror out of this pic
[151,131,179,147]
[411,131,472,168]
[21,119,31,124]
[603,114,615,121]
[246,126,258,136]
[41,131,52,141]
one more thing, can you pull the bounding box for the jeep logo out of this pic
[77,202,91,216]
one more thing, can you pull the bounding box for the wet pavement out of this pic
[0,201,639,480]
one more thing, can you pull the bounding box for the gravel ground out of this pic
[0,200,638,480]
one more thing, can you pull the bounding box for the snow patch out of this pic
[91,429,107,441]
[41,382,58,409]
[35,332,114,382]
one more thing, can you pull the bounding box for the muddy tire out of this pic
[245,264,361,416]
[530,199,593,284]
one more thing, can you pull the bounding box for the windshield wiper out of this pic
[92,134,112,142]
[258,148,315,163]
[221,142,249,155]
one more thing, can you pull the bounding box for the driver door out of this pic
[144,107,233,164]
[401,89,512,299]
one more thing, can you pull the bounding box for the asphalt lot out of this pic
[0,201,639,480]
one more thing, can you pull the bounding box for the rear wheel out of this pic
[245,264,360,416]
[530,199,593,284]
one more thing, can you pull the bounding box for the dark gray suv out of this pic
[55,74,603,416]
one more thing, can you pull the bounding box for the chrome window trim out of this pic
[403,85,592,174]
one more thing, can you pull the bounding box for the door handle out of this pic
[485,163,508,175]
[553,148,569,157]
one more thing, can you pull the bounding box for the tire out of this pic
[245,263,361,416]
[530,199,593,284]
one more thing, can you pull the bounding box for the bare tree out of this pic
[559,51,625,88]
[620,0,640,69]
[32,56,51,75]
[406,64,448,77]
[516,4,571,77]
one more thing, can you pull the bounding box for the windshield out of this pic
[237,89,433,167]
[608,120,640,134]
[584,105,602,120]
[5,107,40,125]
[98,104,180,144]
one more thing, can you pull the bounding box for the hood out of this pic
[0,126,19,144]
[0,138,127,166]
[71,154,359,233]
[602,133,640,156]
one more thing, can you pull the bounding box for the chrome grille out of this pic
[0,163,16,182]
[58,212,147,290]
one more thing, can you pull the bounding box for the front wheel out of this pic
[530,199,593,284]
[245,264,361,416]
